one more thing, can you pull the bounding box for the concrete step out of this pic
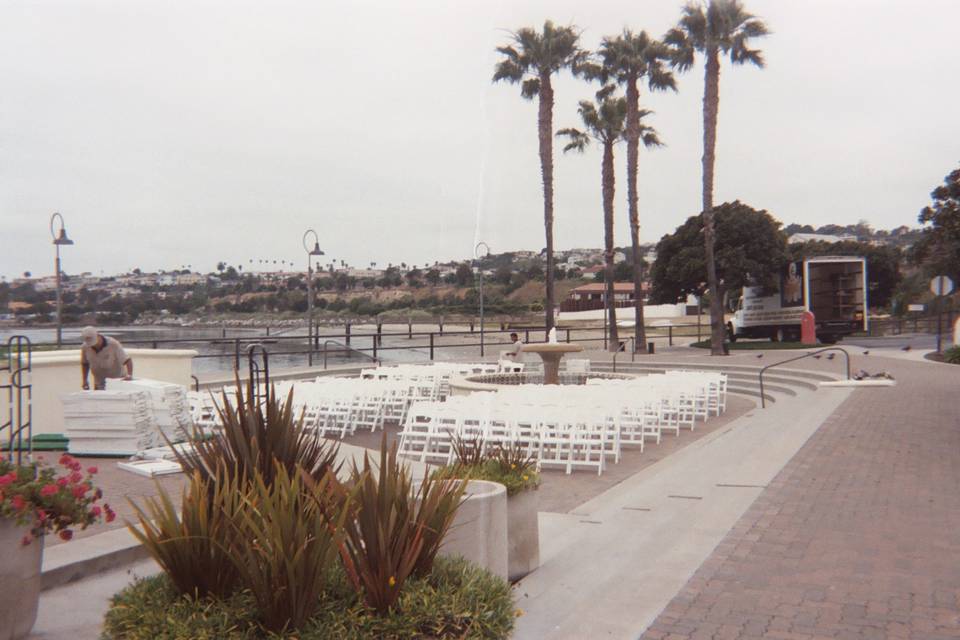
[596,359,843,383]
[592,364,818,392]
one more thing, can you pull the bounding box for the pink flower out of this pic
[0,473,15,486]
[59,530,73,541]
[91,505,102,517]
[105,506,116,523]
[59,454,73,466]
[72,485,86,499]
[68,471,82,484]
[40,484,59,497]
[87,466,98,475]
[57,477,69,487]
[36,509,47,522]
[11,495,26,511]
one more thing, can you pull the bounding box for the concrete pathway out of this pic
[514,385,855,639]
[639,356,960,640]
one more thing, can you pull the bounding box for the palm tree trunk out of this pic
[702,47,726,356]
[602,140,619,352]
[625,76,647,354]
[538,72,556,332]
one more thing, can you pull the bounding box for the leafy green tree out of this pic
[425,269,441,286]
[788,241,901,309]
[650,201,787,304]
[494,21,588,331]
[913,164,960,281]
[594,29,675,352]
[666,0,769,354]
[560,96,660,350]
[454,263,474,287]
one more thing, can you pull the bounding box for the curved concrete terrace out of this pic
[25,340,959,639]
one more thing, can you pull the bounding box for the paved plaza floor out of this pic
[639,356,960,640]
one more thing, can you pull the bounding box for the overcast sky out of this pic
[2,0,959,280]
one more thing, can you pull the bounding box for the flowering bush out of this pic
[0,454,112,545]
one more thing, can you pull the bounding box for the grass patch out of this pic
[689,339,812,351]
[103,556,515,640]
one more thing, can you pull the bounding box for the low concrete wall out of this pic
[507,489,540,582]
[440,480,508,580]
[1,348,196,437]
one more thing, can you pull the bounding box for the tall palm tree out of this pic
[493,21,588,332]
[595,30,675,353]
[558,96,661,351]
[666,0,768,355]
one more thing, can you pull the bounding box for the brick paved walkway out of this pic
[642,357,960,640]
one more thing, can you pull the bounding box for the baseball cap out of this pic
[80,326,99,347]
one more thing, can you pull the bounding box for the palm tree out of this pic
[666,0,768,355]
[595,30,675,353]
[493,21,588,332]
[559,96,660,351]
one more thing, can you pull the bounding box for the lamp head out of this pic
[54,228,74,246]
[309,242,324,257]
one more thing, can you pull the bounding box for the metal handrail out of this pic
[758,347,850,408]
[611,337,635,373]
[322,339,375,370]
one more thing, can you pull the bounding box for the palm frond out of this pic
[556,127,589,153]
[521,77,540,99]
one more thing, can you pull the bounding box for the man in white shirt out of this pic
[80,326,133,390]
[505,332,524,362]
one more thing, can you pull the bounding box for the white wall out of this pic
[1,348,196,437]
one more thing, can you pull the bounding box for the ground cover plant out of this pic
[107,384,511,638]
[435,437,540,497]
[103,556,515,640]
[943,345,960,364]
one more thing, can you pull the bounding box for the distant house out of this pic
[560,282,649,312]
[787,233,857,244]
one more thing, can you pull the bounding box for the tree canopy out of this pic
[650,201,787,304]
[913,164,960,281]
[788,241,901,308]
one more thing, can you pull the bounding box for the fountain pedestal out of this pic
[521,343,584,384]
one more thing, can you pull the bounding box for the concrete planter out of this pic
[507,489,540,582]
[439,480,508,580]
[0,520,43,640]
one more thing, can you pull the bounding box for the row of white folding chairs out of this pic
[398,397,621,475]
[290,379,412,438]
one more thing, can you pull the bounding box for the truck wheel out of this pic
[726,323,737,343]
[771,327,784,343]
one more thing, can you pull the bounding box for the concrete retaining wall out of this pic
[440,480,508,580]
[1,348,196,436]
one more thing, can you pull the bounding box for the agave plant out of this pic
[340,436,465,615]
[127,467,245,598]
[173,378,340,488]
[230,463,350,632]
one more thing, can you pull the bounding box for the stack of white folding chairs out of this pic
[396,370,727,476]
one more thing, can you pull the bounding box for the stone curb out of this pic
[41,526,148,591]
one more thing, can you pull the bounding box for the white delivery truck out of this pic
[728,256,867,343]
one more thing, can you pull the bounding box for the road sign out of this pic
[930,275,954,296]
[908,304,925,312]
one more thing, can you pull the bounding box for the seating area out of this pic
[185,364,726,476]
[396,370,727,475]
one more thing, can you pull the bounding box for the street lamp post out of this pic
[50,213,74,348]
[475,242,490,357]
[303,230,324,366]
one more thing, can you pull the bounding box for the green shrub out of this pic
[127,468,245,598]
[944,345,960,364]
[340,437,466,614]
[434,460,540,497]
[229,464,349,632]
[436,440,540,497]
[172,380,341,488]
[103,556,515,640]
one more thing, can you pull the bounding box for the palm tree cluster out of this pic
[494,1,768,354]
